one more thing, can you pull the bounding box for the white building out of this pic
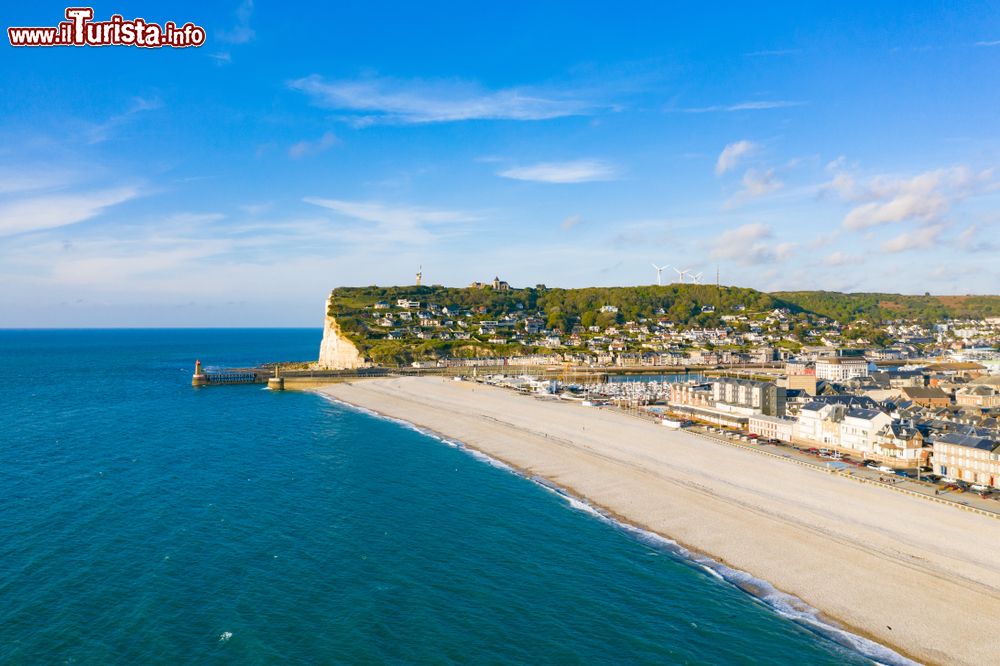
[815,357,870,381]
[795,402,842,446]
[793,401,893,458]
[838,408,892,455]
[748,414,795,441]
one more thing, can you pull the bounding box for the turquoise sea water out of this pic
[0,330,906,664]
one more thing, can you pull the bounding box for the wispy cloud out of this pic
[84,96,162,144]
[740,168,783,196]
[881,224,946,253]
[0,187,140,237]
[827,165,993,230]
[0,169,77,195]
[822,251,863,266]
[715,140,756,175]
[561,215,582,230]
[288,75,599,124]
[745,49,800,57]
[709,223,794,264]
[208,52,232,65]
[303,197,475,243]
[974,39,1000,47]
[217,0,255,44]
[957,224,997,253]
[288,132,339,159]
[674,100,806,113]
[498,159,617,183]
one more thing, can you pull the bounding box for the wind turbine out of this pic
[691,272,704,284]
[673,267,691,284]
[651,263,669,286]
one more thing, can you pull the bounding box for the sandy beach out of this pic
[319,376,1000,665]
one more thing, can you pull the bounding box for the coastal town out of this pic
[319,278,1000,493]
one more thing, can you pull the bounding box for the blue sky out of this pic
[2,1,999,326]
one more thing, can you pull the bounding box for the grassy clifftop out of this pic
[330,284,1000,325]
[325,284,1000,365]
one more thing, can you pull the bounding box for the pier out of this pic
[203,369,263,385]
[190,358,785,390]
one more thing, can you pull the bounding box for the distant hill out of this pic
[326,284,1000,365]
[771,291,1000,322]
[330,284,1000,325]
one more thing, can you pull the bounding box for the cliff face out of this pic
[317,295,366,370]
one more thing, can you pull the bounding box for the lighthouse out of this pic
[191,359,209,387]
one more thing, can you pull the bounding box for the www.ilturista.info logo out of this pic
[8,7,206,48]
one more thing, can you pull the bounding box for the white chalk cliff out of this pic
[317,294,366,369]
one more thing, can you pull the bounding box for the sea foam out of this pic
[318,392,918,666]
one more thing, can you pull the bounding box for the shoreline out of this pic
[317,391,916,665]
[318,376,1000,666]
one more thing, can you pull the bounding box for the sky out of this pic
[2,1,1000,327]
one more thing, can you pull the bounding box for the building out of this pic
[669,382,713,408]
[869,370,925,389]
[795,402,844,446]
[955,385,1000,408]
[794,400,893,459]
[900,386,951,408]
[838,408,893,455]
[815,356,869,382]
[711,377,787,416]
[785,373,818,396]
[748,414,795,441]
[873,422,926,467]
[785,360,814,375]
[932,433,1000,487]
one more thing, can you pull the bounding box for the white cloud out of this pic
[709,223,795,264]
[957,224,997,253]
[303,197,475,244]
[209,52,232,65]
[974,40,1000,47]
[677,100,806,113]
[288,132,339,159]
[745,49,800,57]
[84,97,162,144]
[822,172,861,199]
[822,251,862,266]
[0,187,140,237]
[561,215,582,230]
[498,159,617,183]
[288,75,597,124]
[827,165,993,230]
[740,168,783,196]
[217,0,255,44]
[881,224,946,253]
[715,140,756,175]
[0,169,76,195]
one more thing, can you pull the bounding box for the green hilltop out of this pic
[327,284,1000,365]
[770,291,1000,322]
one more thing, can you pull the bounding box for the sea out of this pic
[0,329,913,665]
